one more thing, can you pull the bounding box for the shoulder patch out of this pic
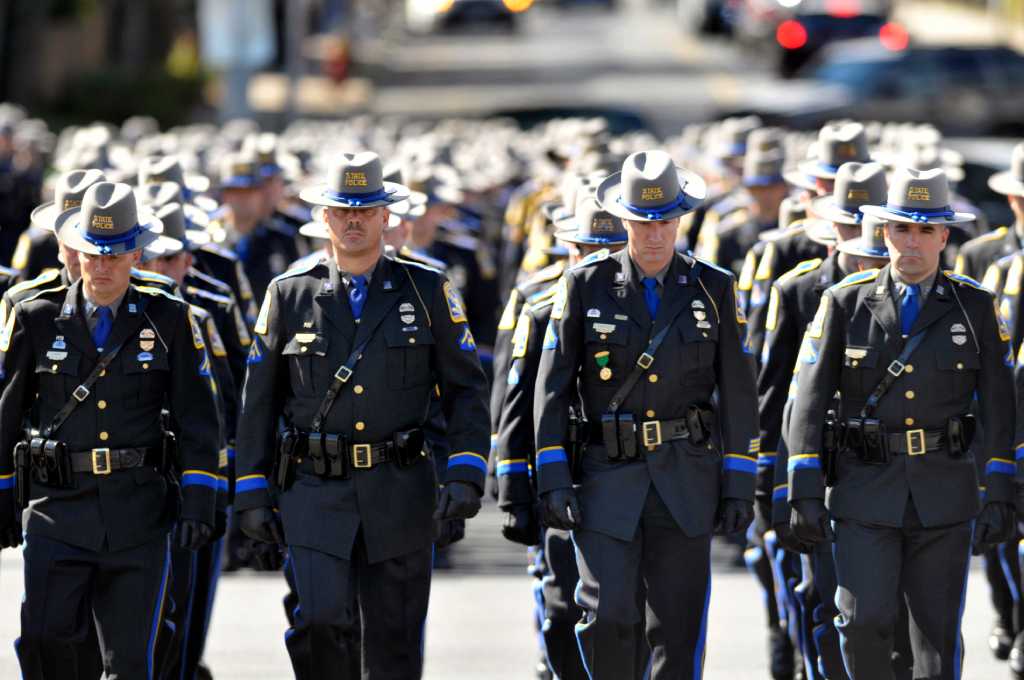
[6,268,61,298]
[943,270,988,292]
[981,263,1003,293]
[205,315,227,357]
[973,226,1009,244]
[1004,255,1022,296]
[737,250,757,291]
[832,268,880,290]
[511,310,531,359]
[995,298,1012,342]
[443,280,468,324]
[186,285,233,307]
[754,242,777,281]
[807,294,830,339]
[692,256,733,279]
[497,289,520,331]
[135,285,185,302]
[550,277,568,320]
[10,232,31,271]
[776,258,824,287]
[569,248,610,271]
[186,306,206,349]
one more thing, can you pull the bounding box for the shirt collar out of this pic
[629,255,671,287]
[891,268,937,298]
[337,257,380,288]
[82,290,126,319]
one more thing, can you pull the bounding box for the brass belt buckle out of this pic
[92,448,112,475]
[641,421,662,449]
[352,444,372,469]
[906,429,926,456]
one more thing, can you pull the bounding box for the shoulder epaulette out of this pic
[270,256,323,286]
[523,260,566,287]
[776,258,824,287]
[831,268,880,290]
[530,292,557,311]
[267,219,298,237]
[497,289,521,331]
[944,270,990,292]
[527,282,559,305]
[394,256,443,277]
[188,303,212,322]
[19,284,68,305]
[200,243,239,261]
[971,226,1009,245]
[186,285,233,307]
[135,285,185,302]
[131,268,176,287]
[398,247,447,272]
[5,268,61,298]
[569,249,610,271]
[438,231,479,252]
[0,265,17,279]
[1004,254,1024,296]
[716,208,750,233]
[692,256,733,279]
[737,250,758,291]
[187,268,234,295]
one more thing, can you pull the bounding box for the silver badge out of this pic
[951,323,966,333]
[400,303,415,313]
[936,285,945,295]
[46,351,68,361]
[952,335,967,346]
[614,272,626,283]
[587,308,601,318]
[401,314,415,324]
[678,275,688,285]
[128,303,137,314]
[140,329,156,340]
[692,300,705,309]
[697,320,712,329]
[693,310,706,321]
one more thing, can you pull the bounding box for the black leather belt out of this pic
[588,418,693,448]
[886,428,944,456]
[295,436,398,472]
[68,447,160,475]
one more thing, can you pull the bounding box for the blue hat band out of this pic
[744,174,784,186]
[83,223,146,255]
[818,162,840,173]
[324,187,393,206]
[570,233,628,244]
[617,192,694,221]
[884,204,955,222]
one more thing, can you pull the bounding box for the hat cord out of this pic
[617,191,694,220]
[882,204,955,223]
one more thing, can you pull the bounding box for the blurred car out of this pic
[405,0,533,33]
[676,0,741,35]
[730,41,1024,136]
[733,0,899,76]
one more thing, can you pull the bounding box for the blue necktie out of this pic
[349,275,368,320]
[93,306,113,350]
[900,283,920,336]
[642,277,659,320]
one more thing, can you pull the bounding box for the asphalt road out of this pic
[0,503,1013,679]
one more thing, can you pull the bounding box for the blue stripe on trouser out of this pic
[147,536,172,680]
[179,550,199,680]
[831,521,856,680]
[693,543,713,680]
[569,531,595,680]
[999,541,1021,602]
[953,522,974,680]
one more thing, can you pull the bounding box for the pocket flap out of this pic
[937,353,980,371]
[36,351,81,376]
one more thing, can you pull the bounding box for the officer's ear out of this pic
[940,225,950,248]
[129,250,142,266]
[313,205,327,223]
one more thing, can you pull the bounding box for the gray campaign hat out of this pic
[151,202,210,252]
[299,152,410,209]
[742,148,785,187]
[31,169,107,233]
[797,122,871,180]
[56,182,163,256]
[298,208,402,240]
[596,150,706,222]
[554,195,628,245]
[836,214,891,260]
[810,162,888,226]
[988,142,1024,197]
[861,167,975,225]
[138,155,211,195]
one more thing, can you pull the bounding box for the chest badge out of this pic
[140,329,156,340]
[46,350,68,361]
[692,300,705,309]
[587,308,601,318]
[401,314,416,324]
[140,340,155,352]
[51,336,67,350]
[595,351,612,381]
[952,335,967,346]
[400,303,415,313]
[693,310,706,321]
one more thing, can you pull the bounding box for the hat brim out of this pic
[56,208,164,256]
[220,176,263,190]
[299,213,402,240]
[596,168,706,223]
[30,201,61,232]
[298,181,410,209]
[835,238,890,259]
[803,218,839,247]
[743,175,785,188]
[142,235,186,261]
[798,159,843,181]
[859,204,975,225]
[783,168,819,192]
[810,196,862,226]
[553,226,628,245]
[988,171,1024,197]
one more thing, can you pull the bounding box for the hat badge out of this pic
[345,171,368,188]
[91,214,115,231]
[641,186,664,201]
[907,186,930,202]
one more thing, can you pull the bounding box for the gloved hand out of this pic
[239,507,285,545]
[177,519,214,551]
[790,498,834,546]
[974,501,1015,555]
[435,518,466,550]
[242,538,285,571]
[434,481,482,521]
[716,498,755,536]
[539,488,580,531]
[772,520,815,555]
[753,496,772,537]
[502,504,541,546]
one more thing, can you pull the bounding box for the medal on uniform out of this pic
[587,308,601,318]
[46,351,67,361]
[697,320,711,329]
[595,351,611,381]
[401,314,415,324]
[140,340,155,351]
[382,280,393,290]
[693,310,706,321]
[127,303,137,314]
[692,300,705,309]
[140,329,155,340]
[52,336,66,350]
[138,352,153,361]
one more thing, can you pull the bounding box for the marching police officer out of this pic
[233,152,490,679]
[0,182,221,679]
[534,150,759,679]
[788,168,1018,679]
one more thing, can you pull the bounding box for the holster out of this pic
[393,429,425,467]
[568,409,585,481]
[844,418,888,464]
[13,441,29,509]
[946,414,975,459]
[29,437,73,489]
[161,430,177,475]
[684,403,714,446]
[822,410,843,486]
[601,414,621,461]
[275,428,300,491]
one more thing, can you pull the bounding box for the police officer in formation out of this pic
[2,103,1024,680]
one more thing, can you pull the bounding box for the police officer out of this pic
[788,168,1018,679]
[233,152,490,679]
[534,150,759,679]
[0,182,220,679]
[955,143,1024,281]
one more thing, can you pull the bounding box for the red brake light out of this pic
[777,20,808,50]
[879,22,909,51]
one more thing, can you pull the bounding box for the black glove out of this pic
[434,481,482,521]
[242,539,285,571]
[974,501,1016,555]
[239,507,285,545]
[502,504,541,546]
[716,498,755,536]
[539,488,580,530]
[772,520,815,555]
[753,496,772,537]
[790,498,834,546]
[435,518,466,550]
[177,519,214,551]
[0,515,22,550]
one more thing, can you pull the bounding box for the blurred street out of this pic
[0,502,1013,679]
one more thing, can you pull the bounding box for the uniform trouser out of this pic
[17,532,172,680]
[574,488,712,680]
[832,503,972,680]
[158,537,223,680]
[285,533,433,680]
[810,542,848,680]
